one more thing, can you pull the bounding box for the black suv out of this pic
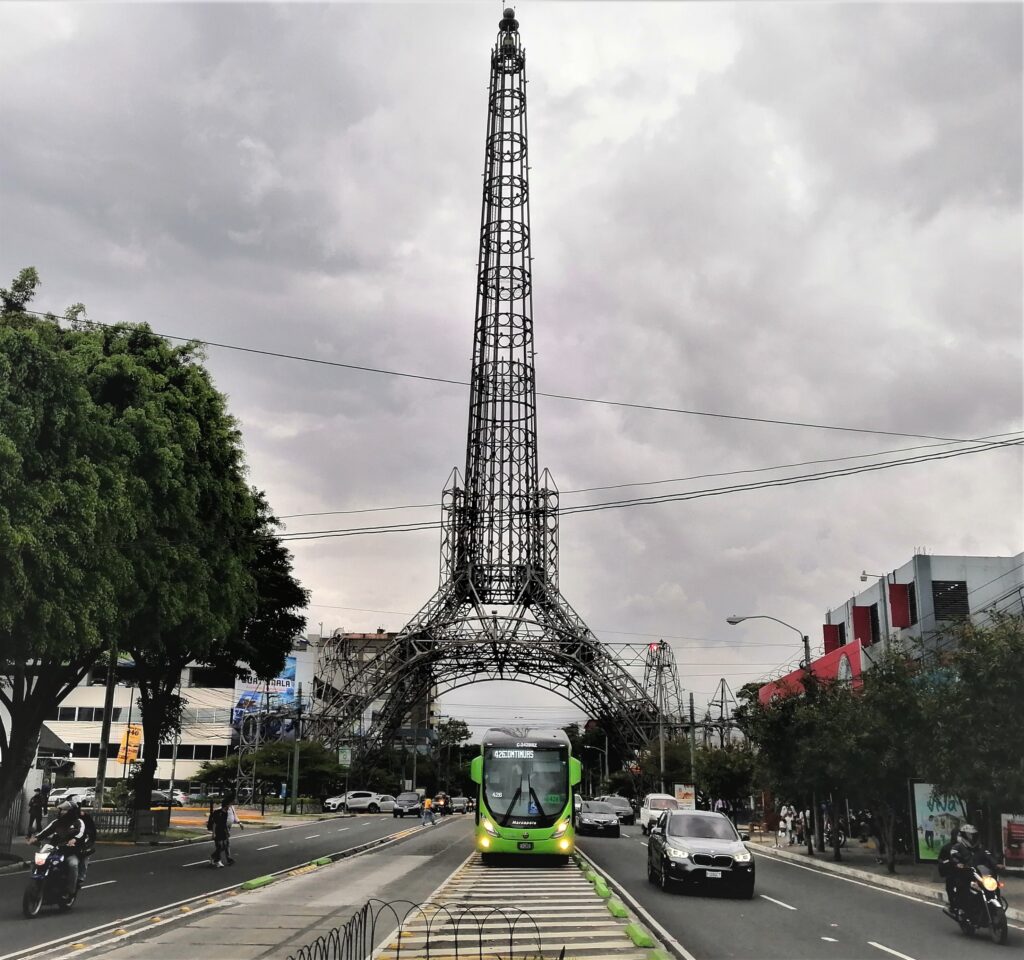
[647,810,754,898]
[392,792,422,818]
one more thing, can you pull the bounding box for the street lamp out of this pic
[726,615,810,667]
[726,613,820,855]
[580,745,608,795]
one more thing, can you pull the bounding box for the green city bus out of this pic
[470,727,582,861]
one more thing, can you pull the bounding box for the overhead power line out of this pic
[279,431,1020,520]
[278,435,1021,541]
[26,309,984,443]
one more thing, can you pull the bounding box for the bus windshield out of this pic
[483,745,568,826]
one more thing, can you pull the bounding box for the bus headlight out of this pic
[480,836,491,848]
[559,838,571,850]
[482,819,497,836]
[554,820,569,837]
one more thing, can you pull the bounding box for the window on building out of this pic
[211,745,230,759]
[869,604,881,645]
[58,707,77,722]
[188,666,237,688]
[932,580,969,620]
[193,745,212,760]
[176,744,196,760]
[158,744,175,759]
[72,743,90,758]
[907,580,918,625]
[837,623,847,647]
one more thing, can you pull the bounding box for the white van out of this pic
[639,793,679,834]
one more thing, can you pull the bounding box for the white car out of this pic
[639,793,679,834]
[323,791,392,813]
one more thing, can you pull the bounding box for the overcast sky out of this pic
[2,2,1021,737]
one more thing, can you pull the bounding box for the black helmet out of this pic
[57,800,77,816]
[959,823,979,846]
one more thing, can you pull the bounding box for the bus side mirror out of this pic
[569,757,582,787]
[470,756,483,785]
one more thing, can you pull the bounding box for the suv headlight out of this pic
[665,846,690,860]
[482,819,497,836]
[734,850,752,863]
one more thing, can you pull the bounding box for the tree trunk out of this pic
[880,806,898,874]
[832,821,842,861]
[133,683,176,810]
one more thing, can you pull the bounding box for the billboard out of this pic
[231,655,303,746]
[909,780,966,862]
[673,783,696,810]
[116,724,142,766]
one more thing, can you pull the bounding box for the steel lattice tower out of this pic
[308,10,684,762]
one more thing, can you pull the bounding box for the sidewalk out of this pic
[749,834,1024,921]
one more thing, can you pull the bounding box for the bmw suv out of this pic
[647,810,754,898]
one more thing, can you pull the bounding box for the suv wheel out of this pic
[659,858,673,892]
[647,857,658,885]
[368,803,379,814]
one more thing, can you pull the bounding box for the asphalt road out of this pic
[0,811,449,957]
[579,827,1021,960]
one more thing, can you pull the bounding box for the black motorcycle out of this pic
[22,842,78,918]
[945,864,1009,945]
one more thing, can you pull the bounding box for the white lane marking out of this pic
[256,844,279,851]
[337,827,350,832]
[304,834,320,839]
[760,894,797,911]
[575,850,698,960]
[82,880,117,889]
[868,942,918,960]
[821,936,838,942]
[182,860,210,867]
[640,841,648,847]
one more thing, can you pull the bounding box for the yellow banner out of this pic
[116,724,142,764]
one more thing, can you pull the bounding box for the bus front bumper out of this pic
[477,833,575,855]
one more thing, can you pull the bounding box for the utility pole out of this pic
[289,683,302,815]
[688,693,697,786]
[657,641,666,794]
[93,641,119,810]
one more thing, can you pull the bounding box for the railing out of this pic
[92,808,170,839]
[287,899,552,960]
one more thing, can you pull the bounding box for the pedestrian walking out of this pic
[207,797,244,867]
[40,781,51,816]
[27,788,44,836]
[421,796,434,826]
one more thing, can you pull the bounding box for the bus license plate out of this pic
[706,870,722,878]
[517,841,533,851]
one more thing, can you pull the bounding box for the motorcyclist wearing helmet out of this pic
[28,800,86,899]
[947,823,999,918]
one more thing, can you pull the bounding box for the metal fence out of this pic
[92,808,170,839]
[0,794,24,855]
[287,900,552,960]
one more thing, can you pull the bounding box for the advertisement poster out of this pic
[1001,813,1024,871]
[231,655,300,746]
[673,783,696,810]
[910,780,966,862]
[116,724,142,766]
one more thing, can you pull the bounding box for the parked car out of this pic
[598,795,636,826]
[639,793,679,835]
[376,795,396,813]
[647,810,754,898]
[47,787,94,808]
[151,790,183,807]
[392,792,423,818]
[322,793,347,812]
[450,796,469,814]
[576,800,621,837]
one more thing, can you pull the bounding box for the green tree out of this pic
[694,743,755,808]
[922,613,1024,821]
[0,272,129,818]
[196,741,344,798]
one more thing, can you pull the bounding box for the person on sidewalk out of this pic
[27,788,44,836]
[421,795,434,826]
[779,803,796,845]
[207,797,244,867]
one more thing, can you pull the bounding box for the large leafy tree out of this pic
[694,743,755,808]
[0,271,131,818]
[922,613,1024,820]
[75,322,305,809]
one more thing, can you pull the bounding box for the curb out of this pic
[240,874,277,890]
[751,844,1024,922]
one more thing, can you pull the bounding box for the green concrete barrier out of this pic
[240,875,277,890]
[606,898,629,918]
[648,950,673,960]
[593,879,611,900]
[314,857,332,866]
[624,923,656,948]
